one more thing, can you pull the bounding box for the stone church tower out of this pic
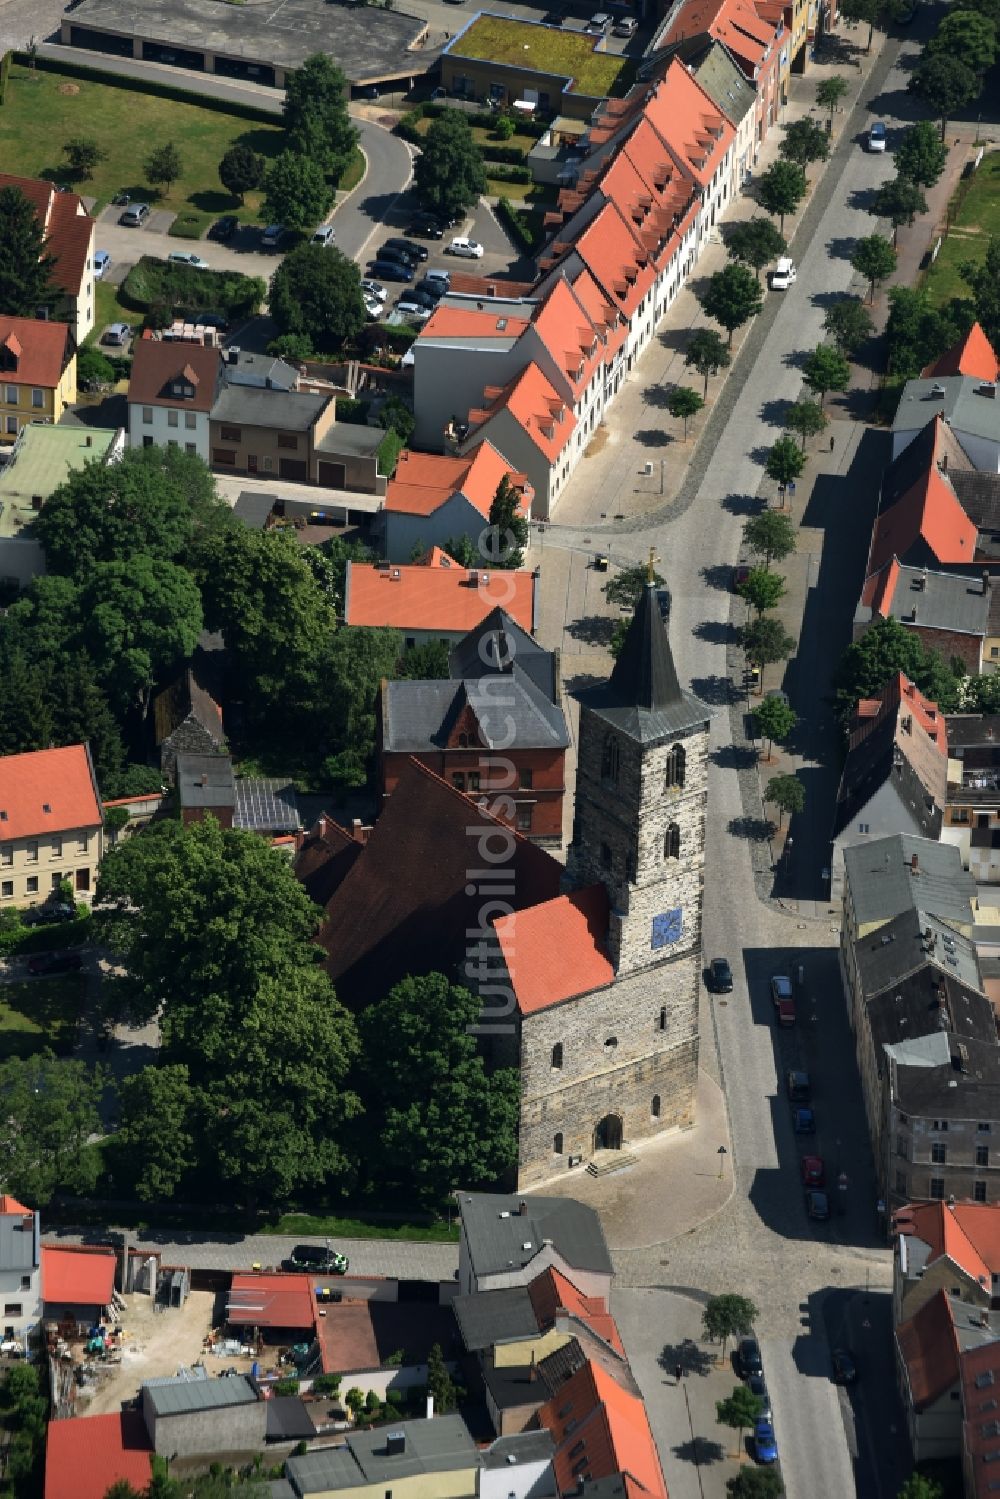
[503,579,711,1186]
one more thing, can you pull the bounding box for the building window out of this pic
[457,733,469,748]
[19,1277,30,1292]
[220,426,242,443]
[50,837,62,858]
[600,842,612,869]
[452,772,466,791]
[895,1171,907,1196]
[167,409,179,427]
[1,881,12,898]
[277,434,298,450]
[0,847,10,867]
[142,435,154,448]
[551,1043,563,1069]
[517,808,532,831]
[31,388,44,409]
[858,822,870,834]
[931,1142,947,1164]
[978,1145,990,1167]
[212,449,236,465]
[404,638,415,650]
[930,1178,945,1199]
[185,443,196,455]
[5,417,17,435]
[25,842,37,864]
[76,869,90,892]
[25,877,37,894]
[142,406,153,424]
[554,1132,563,1154]
[896,1136,908,1159]
[665,743,686,789]
[184,411,197,430]
[519,768,533,790]
[3,1304,21,1318]
[664,822,680,860]
[651,1095,661,1118]
[976,1181,988,1202]
[659,1006,667,1031]
[980,1123,992,1133]
[601,736,619,786]
[467,773,480,792]
[932,1120,949,1131]
[77,836,88,855]
[50,874,61,890]
[4,385,16,404]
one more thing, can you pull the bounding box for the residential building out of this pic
[895,1289,1000,1463]
[856,561,996,676]
[889,1036,1000,1209]
[0,743,104,907]
[41,1244,117,1327]
[175,752,300,837]
[893,1199,1000,1324]
[536,1358,668,1498]
[923,323,1000,384]
[638,34,758,185]
[0,421,123,586]
[382,442,532,563]
[128,337,221,462]
[285,1413,481,1497]
[0,174,97,344]
[456,1192,613,1299]
[480,1432,556,1499]
[656,0,785,148]
[343,553,538,644]
[0,1195,41,1346]
[962,1339,1000,1499]
[830,673,947,903]
[153,668,226,781]
[891,375,1000,470]
[944,715,1000,882]
[440,15,629,121]
[0,316,76,446]
[44,1413,153,1499]
[377,607,569,843]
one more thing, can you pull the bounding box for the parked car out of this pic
[94,250,112,280]
[738,1337,762,1378]
[385,235,428,263]
[167,251,209,270]
[708,957,733,993]
[261,223,287,249]
[312,223,336,247]
[731,563,751,591]
[102,322,132,347]
[832,1348,858,1385]
[867,120,887,152]
[209,215,239,241]
[378,242,420,269]
[613,15,638,34]
[402,286,438,310]
[793,1106,816,1134]
[754,1418,778,1464]
[194,311,228,331]
[118,203,150,226]
[447,236,485,258]
[786,1068,811,1102]
[587,11,611,29]
[542,8,565,22]
[396,299,432,322]
[806,1188,830,1221]
[423,269,451,292]
[771,975,795,1026]
[800,1154,825,1187]
[27,952,83,976]
[771,256,797,290]
[417,276,448,302]
[29,902,76,926]
[369,259,413,283]
[363,297,383,321]
[748,1373,771,1419]
[285,1244,349,1274]
[362,279,388,302]
[406,216,445,240]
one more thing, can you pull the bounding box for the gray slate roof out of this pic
[223,349,298,392]
[0,1209,37,1274]
[144,1372,257,1417]
[951,468,1000,531]
[844,834,976,929]
[286,1414,478,1492]
[315,423,383,458]
[449,607,558,701]
[452,1286,538,1351]
[833,715,943,842]
[893,376,1000,444]
[382,669,568,753]
[865,962,995,1057]
[855,908,982,999]
[881,565,991,636]
[175,752,235,810]
[893,1037,1000,1120]
[481,1430,555,1468]
[459,1192,612,1280]
[211,384,329,432]
[580,584,710,744]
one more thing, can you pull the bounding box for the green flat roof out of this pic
[0,424,119,538]
[450,15,626,96]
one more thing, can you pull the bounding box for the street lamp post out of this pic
[717,1145,728,1179]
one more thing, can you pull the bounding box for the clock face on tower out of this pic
[651,908,683,949]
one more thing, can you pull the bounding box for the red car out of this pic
[731,564,752,591]
[800,1155,825,1187]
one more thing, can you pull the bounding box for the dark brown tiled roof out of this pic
[312,757,562,1005]
[293,815,363,909]
[128,337,221,412]
[897,1289,960,1409]
[153,669,224,747]
[0,175,93,299]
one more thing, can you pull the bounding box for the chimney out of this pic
[911,853,919,874]
[385,1431,406,1457]
[984,570,992,596]
[941,452,948,473]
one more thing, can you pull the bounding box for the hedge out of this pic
[480,144,528,166]
[485,164,532,184]
[336,396,371,424]
[120,256,265,319]
[396,101,547,145]
[496,196,545,253]
[15,50,280,123]
[0,911,92,957]
[376,428,405,477]
[0,49,12,106]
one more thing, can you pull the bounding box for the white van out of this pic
[771,256,797,290]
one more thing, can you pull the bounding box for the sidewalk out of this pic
[553,28,888,529]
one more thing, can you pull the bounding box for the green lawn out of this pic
[0,974,86,1060]
[486,177,557,203]
[0,62,284,222]
[922,149,1000,306]
[453,15,627,97]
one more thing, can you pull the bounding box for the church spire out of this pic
[607,578,683,713]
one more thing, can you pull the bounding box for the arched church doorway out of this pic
[594,1114,623,1151]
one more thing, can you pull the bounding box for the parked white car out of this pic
[312,224,336,247]
[770,256,797,290]
[362,279,388,302]
[447,236,485,259]
[867,121,887,152]
[168,251,209,269]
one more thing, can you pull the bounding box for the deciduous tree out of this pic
[739,616,796,690]
[115,1065,197,1204]
[784,399,828,450]
[427,1343,460,1414]
[895,120,948,188]
[0,1054,104,1205]
[717,1386,764,1460]
[727,1468,784,1498]
[738,567,787,617]
[283,53,358,181]
[908,53,979,139]
[779,117,830,170]
[0,185,58,318]
[765,434,807,490]
[684,327,731,395]
[927,9,997,76]
[262,151,333,231]
[752,694,797,757]
[145,142,183,193]
[816,75,849,126]
[702,1294,759,1360]
[802,343,851,405]
[756,160,807,232]
[414,111,486,223]
[269,243,366,350]
[823,295,873,354]
[743,509,796,568]
[699,263,764,346]
[603,563,666,610]
[764,772,805,823]
[79,556,203,718]
[871,175,927,245]
[851,233,897,301]
[219,142,265,204]
[485,472,529,568]
[63,136,106,180]
[960,237,1000,351]
[833,614,960,722]
[667,385,704,439]
[726,218,787,281]
[839,0,903,50]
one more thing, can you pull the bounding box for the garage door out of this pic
[318,461,346,488]
[278,458,308,481]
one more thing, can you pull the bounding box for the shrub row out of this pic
[485,163,532,184]
[0,911,92,957]
[480,144,528,166]
[120,256,265,319]
[336,396,371,424]
[376,427,406,477]
[496,195,545,253]
[396,100,547,144]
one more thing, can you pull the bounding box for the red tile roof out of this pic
[644,61,735,190]
[44,1412,152,1499]
[530,278,604,400]
[419,304,531,342]
[868,457,977,573]
[0,315,70,390]
[572,201,656,323]
[848,672,946,754]
[385,442,530,520]
[0,174,93,301]
[41,1245,116,1307]
[227,1273,316,1329]
[659,0,775,76]
[537,1359,668,1497]
[469,361,577,466]
[528,1268,626,1355]
[0,744,103,841]
[895,1200,1000,1287]
[128,337,221,413]
[494,884,614,1016]
[897,1288,961,1409]
[0,1195,31,1216]
[344,559,536,633]
[923,323,1000,382]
